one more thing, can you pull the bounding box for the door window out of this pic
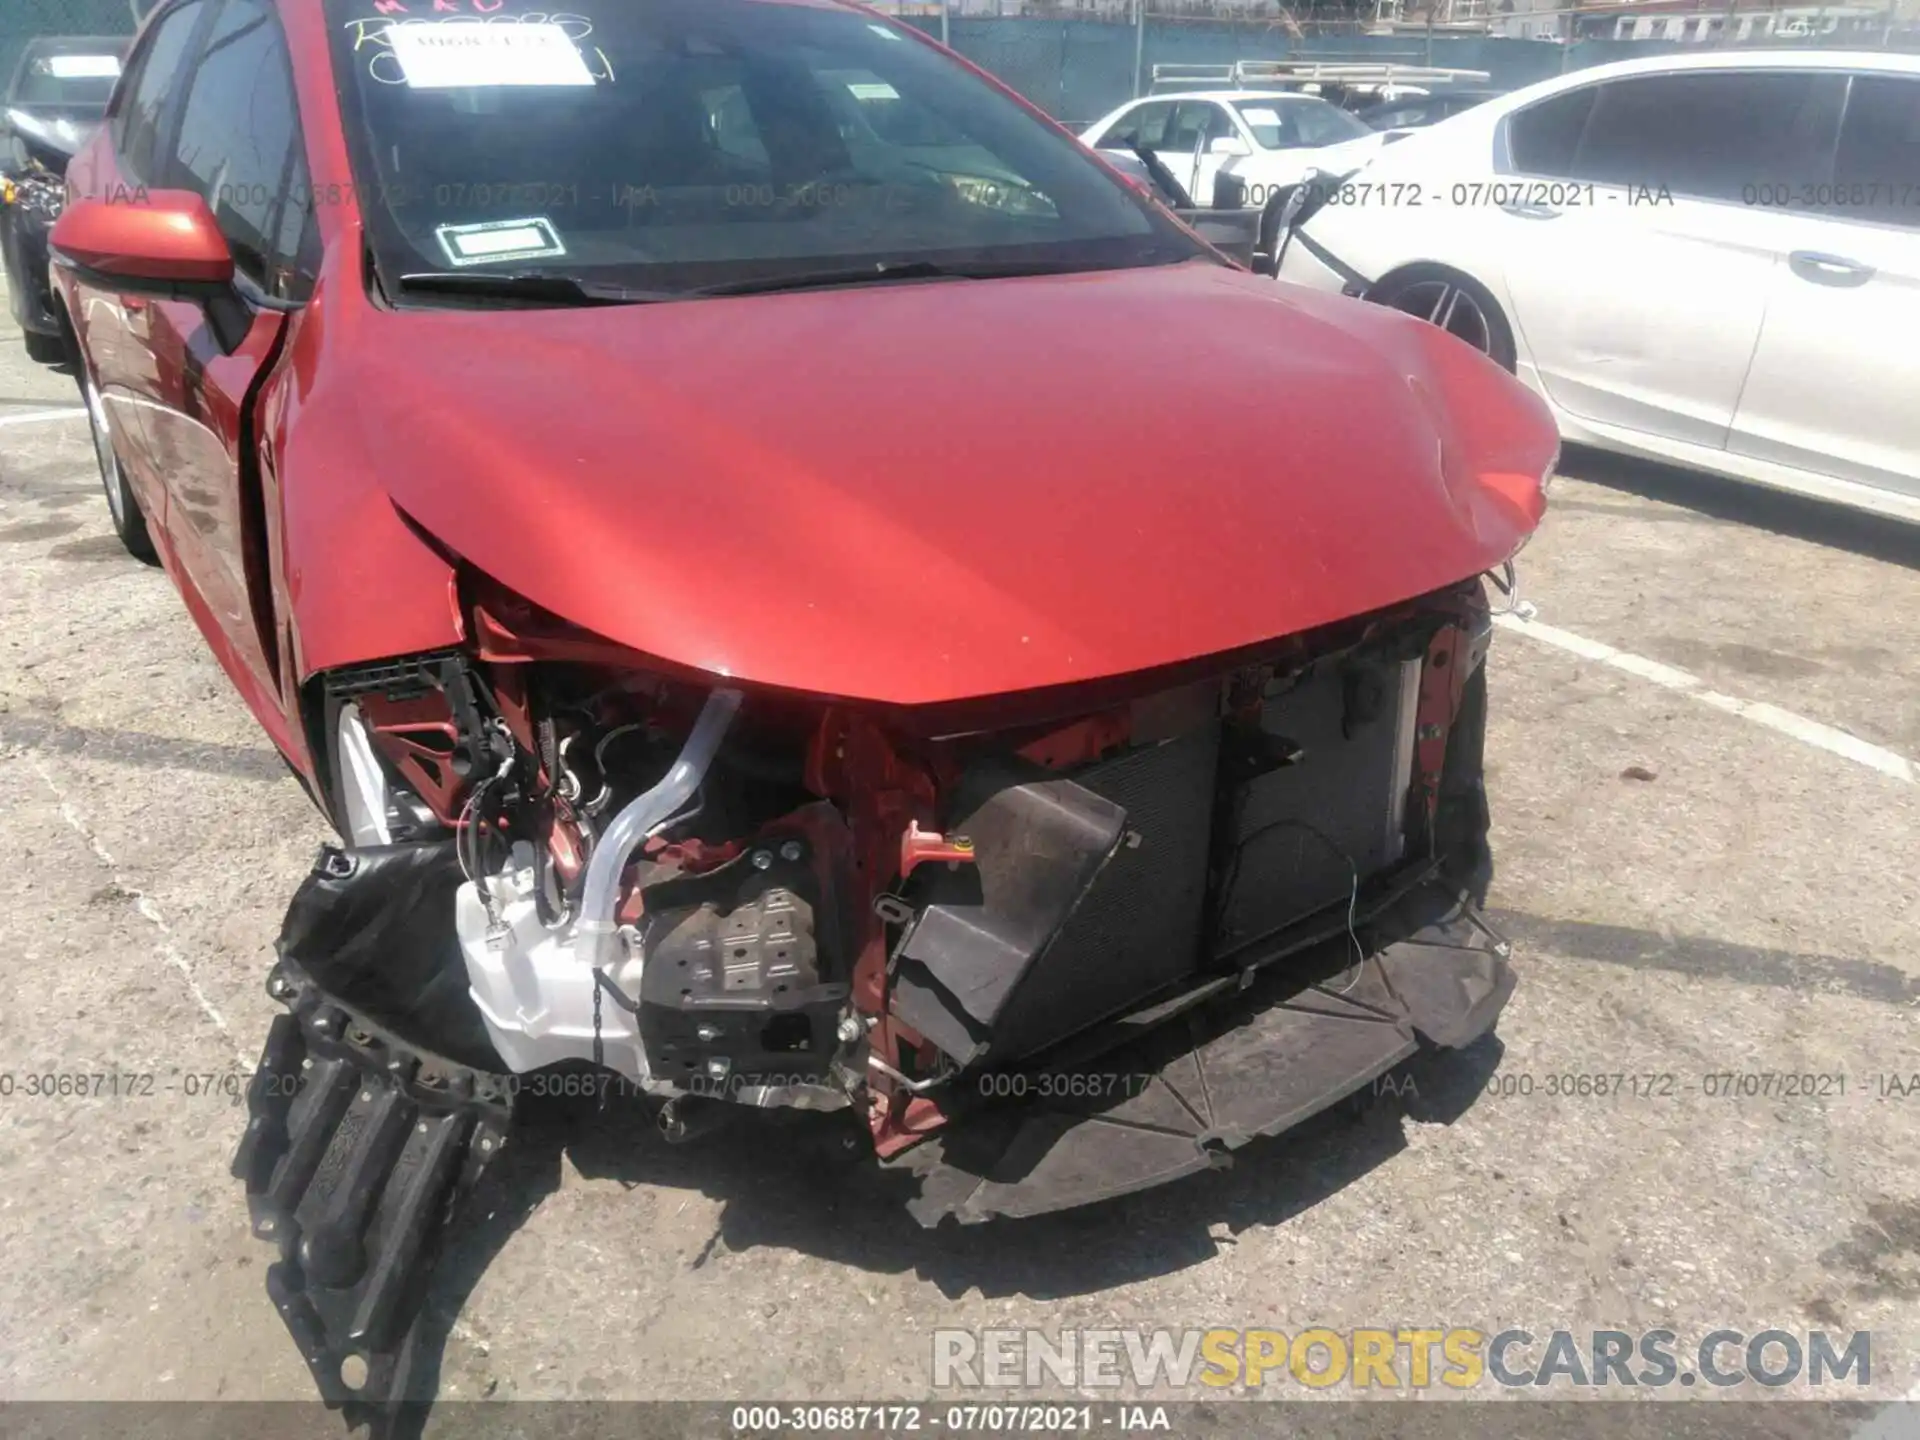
[167,0,314,299]
[111,0,207,185]
[1279,98,1371,148]
[1101,100,1175,151]
[1831,74,1920,229]
[1165,102,1229,156]
[1506,85,1596,176]
[1568,71,1833,202]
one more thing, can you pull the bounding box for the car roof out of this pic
[1455,47,1920,121]
[1528,48,1920,85]
[1135,90,1336,105]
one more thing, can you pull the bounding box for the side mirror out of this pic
[50,188,234,302]
[1209,135,1252,158]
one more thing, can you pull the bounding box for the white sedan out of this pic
[1080,90,1385,211]
[1276,50,1920,523]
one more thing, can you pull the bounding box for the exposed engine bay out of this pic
[235,573,1516,1416]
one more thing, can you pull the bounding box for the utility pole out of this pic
[941,0,951,47]
[1134,0,1147,98]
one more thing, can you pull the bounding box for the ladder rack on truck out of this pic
[1148,59,1492,101]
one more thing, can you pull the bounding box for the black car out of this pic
[1,36,130,363]
[1355,86,1505,137]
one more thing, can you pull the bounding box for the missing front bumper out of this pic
[885,879,1512,1225]
[229,693,1509,1416]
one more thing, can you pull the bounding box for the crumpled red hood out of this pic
[349,260,1554,705]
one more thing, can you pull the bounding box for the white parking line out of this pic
[0,407,85,427]
[1494,612,1917,786]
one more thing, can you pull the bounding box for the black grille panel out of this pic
[893,650,1418,1069]
[1218,658,1413,954]
[987,722,1221,1059]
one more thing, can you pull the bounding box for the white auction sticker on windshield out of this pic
[390,22,595,89]
[434,217,568,267]
[846,82,900,101]
[1241,107,1283,127]
[45,54,121,79]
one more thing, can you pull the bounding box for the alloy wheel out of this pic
[1381,278,1496,358]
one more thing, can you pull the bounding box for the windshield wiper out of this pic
[394,271,676,307]
[395,250,1197,309]
[689,256,1180,298]
[688,259,964,298]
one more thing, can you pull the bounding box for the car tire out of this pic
[79,362,160,564]
[1365,265,1517,373]
[23,328,65,365]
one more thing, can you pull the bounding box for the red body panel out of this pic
[341,263,1552,704]
[49,190,235,285]
[54,0,466,785]
[53,0,1555,771]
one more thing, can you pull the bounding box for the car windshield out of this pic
[1233,97,1372,149]
[8,41,125,111]
[324,0,1196,300]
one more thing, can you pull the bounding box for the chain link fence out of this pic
[884,3,1920,123]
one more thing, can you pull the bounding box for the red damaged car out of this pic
[50,0,1554,1417]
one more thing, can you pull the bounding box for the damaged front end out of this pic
[235,573,1513,1415]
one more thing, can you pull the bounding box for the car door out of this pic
[1726,73,1920,499]
[1091,99,1175,161]
[1495,70,1839,450]
[72,0,213,538]
[136,0,313,718]
[1158,101,1236,206]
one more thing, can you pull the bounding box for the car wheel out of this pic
[81,364,160,564]
[23,328,65,365]
[1366,266,1517,373]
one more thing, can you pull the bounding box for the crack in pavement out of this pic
[20,747,250,1070]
